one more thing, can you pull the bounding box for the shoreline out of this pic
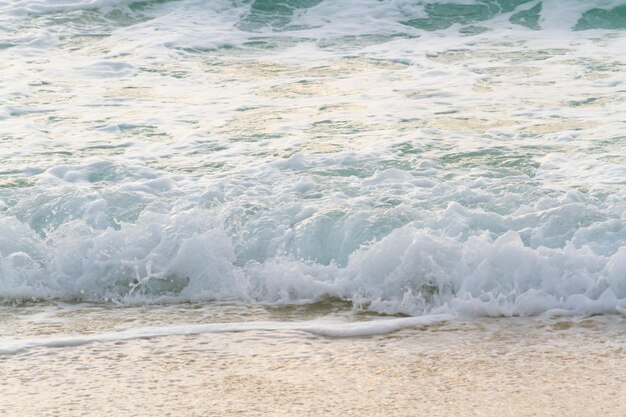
[2,306,625,416]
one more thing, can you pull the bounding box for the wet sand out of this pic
[1,304,625,416]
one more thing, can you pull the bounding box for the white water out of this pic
[0,314,452,355]
[0,0,625,317]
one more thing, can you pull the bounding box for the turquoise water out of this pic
[0,0,625,317]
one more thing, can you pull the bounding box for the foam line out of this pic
[0,315,452,355]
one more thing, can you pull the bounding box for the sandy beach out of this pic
[2,303,625,416]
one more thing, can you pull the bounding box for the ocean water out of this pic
[1,1,626,414]
[1,1,626,323]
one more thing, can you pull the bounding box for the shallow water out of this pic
[3,2,626,414]
[2,302,626,416]
[1,0,625,318]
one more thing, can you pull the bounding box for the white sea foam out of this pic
[0,0,624,318]
[0,315,452,355]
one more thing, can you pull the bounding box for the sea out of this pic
[1,1,625,415]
